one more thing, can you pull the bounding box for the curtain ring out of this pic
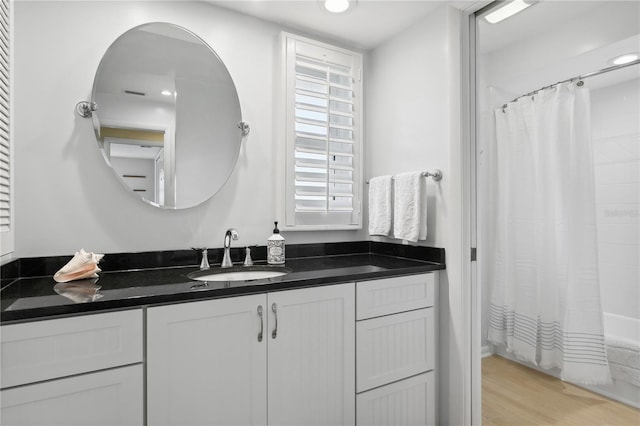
[577,80,584,87]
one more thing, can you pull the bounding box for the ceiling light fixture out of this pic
[161,90,173,96]
[611,53,639,66]
[324,0,351,14]
[485,0,532,24]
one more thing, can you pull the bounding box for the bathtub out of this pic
[584,313,640,409]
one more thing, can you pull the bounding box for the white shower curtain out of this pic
[486,82,611,385]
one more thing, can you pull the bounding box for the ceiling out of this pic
[476,1,604,54]
[207,0,640,67]
[476,1,640,93]
[205,0,474,50]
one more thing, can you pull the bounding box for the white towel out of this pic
[368,175,393,236]
[393,172,427,242]
[53,249,104,283]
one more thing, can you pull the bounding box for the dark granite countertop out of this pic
[1,242,445,324]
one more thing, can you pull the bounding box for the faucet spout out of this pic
[222,228,238,268]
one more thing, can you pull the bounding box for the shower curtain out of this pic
[486,82,611,385]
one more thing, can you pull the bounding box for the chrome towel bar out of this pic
[365,169,442,184]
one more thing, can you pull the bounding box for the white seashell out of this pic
[53,249,104,283]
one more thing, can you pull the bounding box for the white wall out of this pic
[13,0,369,258]
[591,78,640,320]
[366,5,467,425]
[365,7,449,249]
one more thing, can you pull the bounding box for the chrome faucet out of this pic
[221,228,238,268]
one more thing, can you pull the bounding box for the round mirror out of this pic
[91,23,244,209]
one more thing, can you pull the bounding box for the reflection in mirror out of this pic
[92,23,243,209]
[102,127,168,205]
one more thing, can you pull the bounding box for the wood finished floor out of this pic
[482,355,640,426]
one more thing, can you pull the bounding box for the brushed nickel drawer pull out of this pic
[257,305,264,342]
[271,303,278,339]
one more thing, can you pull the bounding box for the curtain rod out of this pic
[503,59,640,108]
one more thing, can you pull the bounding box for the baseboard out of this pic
[481,344,493,358]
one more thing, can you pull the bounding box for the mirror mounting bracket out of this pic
[238,121,250,136]
[76,101,98,118]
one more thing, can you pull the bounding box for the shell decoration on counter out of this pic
[53,249,104,283]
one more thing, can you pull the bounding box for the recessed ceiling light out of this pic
[161,90,173,96]
[611,53,639,66]
[485,0,532,24]
[324,0,351,14]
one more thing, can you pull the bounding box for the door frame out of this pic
[456,2,494,425]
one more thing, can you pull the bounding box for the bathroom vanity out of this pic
[0,242,444,426]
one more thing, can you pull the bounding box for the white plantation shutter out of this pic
[0,0,11,255]
[283,33,362,229]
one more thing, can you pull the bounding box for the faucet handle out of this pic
[191,247,210,270]
[243,246,254,266]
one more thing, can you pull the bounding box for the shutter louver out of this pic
[294,55,355,215]
[0,0,9,236]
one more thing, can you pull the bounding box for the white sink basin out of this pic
[187,266,291,282]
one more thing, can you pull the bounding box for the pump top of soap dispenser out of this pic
[269,221,284,242]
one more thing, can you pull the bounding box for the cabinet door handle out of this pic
[271,303,278,339]
[257,305,264,342]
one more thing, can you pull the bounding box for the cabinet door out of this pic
[0,365,142,426]
[268,283,356,426]
[147,294,267,426]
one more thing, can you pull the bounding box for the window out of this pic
[0,0,11,256]
[280,32,363,230]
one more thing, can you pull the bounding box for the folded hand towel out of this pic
[393,172,427,242]
[368,175,393,236]
[53,249,104,283]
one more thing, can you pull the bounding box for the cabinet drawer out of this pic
[356,372,435,426]
[356,308,434,393]
[356,273,434,320]
[1,309,143,388]
[1,364,143,425]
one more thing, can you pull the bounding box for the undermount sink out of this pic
[187,266,291,282]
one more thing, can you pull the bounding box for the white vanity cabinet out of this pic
[355,273,437,426]
[0,309,144,426]
[146,283,355,426]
